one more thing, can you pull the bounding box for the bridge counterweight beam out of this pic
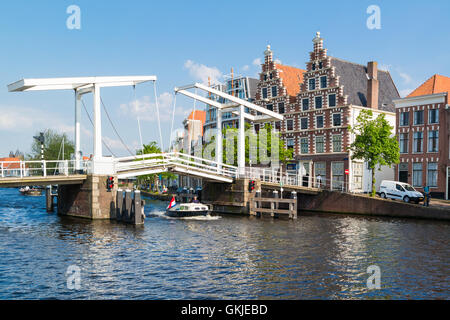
[93,84,102,160]
[216,109,222,172]
[238,104,245,176]
[75,91,82,172]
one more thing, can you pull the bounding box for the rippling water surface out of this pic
[0,188,448,299]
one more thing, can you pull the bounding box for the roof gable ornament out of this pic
[264,45,273,63]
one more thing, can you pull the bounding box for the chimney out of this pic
[367,61,379,109]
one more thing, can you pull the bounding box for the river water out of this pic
[0,188,448,300]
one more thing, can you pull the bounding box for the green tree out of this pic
[348,109,399,196]
[136,141,176,190]
[28,129,75,160]
[204,123,293,166]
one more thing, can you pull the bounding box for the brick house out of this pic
[253,45,305,134]
[393,74,450,199]
[0,157,28,177]
[255,32,400,192]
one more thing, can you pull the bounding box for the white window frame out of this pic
[302,98,309,111]
[316,115,324,129]
[332,113,342,127]
[328,93,336,107]
[413,131,424,153]
[314,95,323,109]
[315,136,325,153]
[308,78,316,91]
[286,118,294,132]
[332,134,342,153]
[320,75,327,89]
[399,111,409,127]
[428,108,439,124]
[300,117,308,130]
[427,130,439,153]
[427,162,438,187]
[300,137,309,154]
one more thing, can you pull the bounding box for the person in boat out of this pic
[191,196,200,204]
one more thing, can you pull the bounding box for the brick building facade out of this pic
[255,32,400,192]
[394,74,450,199]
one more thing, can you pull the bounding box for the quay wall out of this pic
[299,190,450,221]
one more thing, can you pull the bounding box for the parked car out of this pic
[379,180,424,203]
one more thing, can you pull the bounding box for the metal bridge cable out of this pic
[80,98,117,157]
[153,81,164,151]
[100,97,134,156]
[169,93,177,152]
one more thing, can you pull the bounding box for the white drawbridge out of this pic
[114,152,238,183]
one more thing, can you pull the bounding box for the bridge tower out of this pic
[8,76,157,219]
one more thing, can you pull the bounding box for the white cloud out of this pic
[399,88,413,98]
[274,58,282,64]
[0,106,76,134]
[378,64,391,72]
[184,60,223,85]
[242,65,249,71]
[252,58,262,66]
[399,72,413,84]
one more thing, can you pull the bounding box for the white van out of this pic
[379,180,424,203]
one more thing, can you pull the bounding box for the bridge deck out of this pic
[260,181,320,195]
[0,175,87,188]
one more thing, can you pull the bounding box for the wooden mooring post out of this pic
[46,185,57,213]
[249,190,297,219]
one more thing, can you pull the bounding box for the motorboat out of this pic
[165,196,210,217]
[19,186,42,196]
[166,203,211,218]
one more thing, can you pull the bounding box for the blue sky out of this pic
[0,0,449,157]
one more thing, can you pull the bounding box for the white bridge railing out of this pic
[0,160,90,178]
[115,152,239,178]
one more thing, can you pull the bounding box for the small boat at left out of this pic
[19,186,42,196]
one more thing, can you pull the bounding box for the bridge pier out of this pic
[57,174,117,219]
[202,178,261,215]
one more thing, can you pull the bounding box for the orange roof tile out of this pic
[0,157,22,169]
[188,110,206,124]
[407,74,450,97]
[187,110,206,136]
[275,64,305,97]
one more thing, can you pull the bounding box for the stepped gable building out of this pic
[254,45,305,132]
[257,32,400,192]
[393,74,450,199]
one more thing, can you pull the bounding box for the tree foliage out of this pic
[204,123,293,166]
[28,129,75,161]
[136,141,176,186]
[348,109,399,196]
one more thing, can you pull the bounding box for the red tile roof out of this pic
[407,74,450,97]
[0,157,22,169]
[275,64,305,97]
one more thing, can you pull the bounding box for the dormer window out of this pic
[319,61,323,69]
[270,73,273,80]
[312,63,316,71]
[263,74,267,81]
